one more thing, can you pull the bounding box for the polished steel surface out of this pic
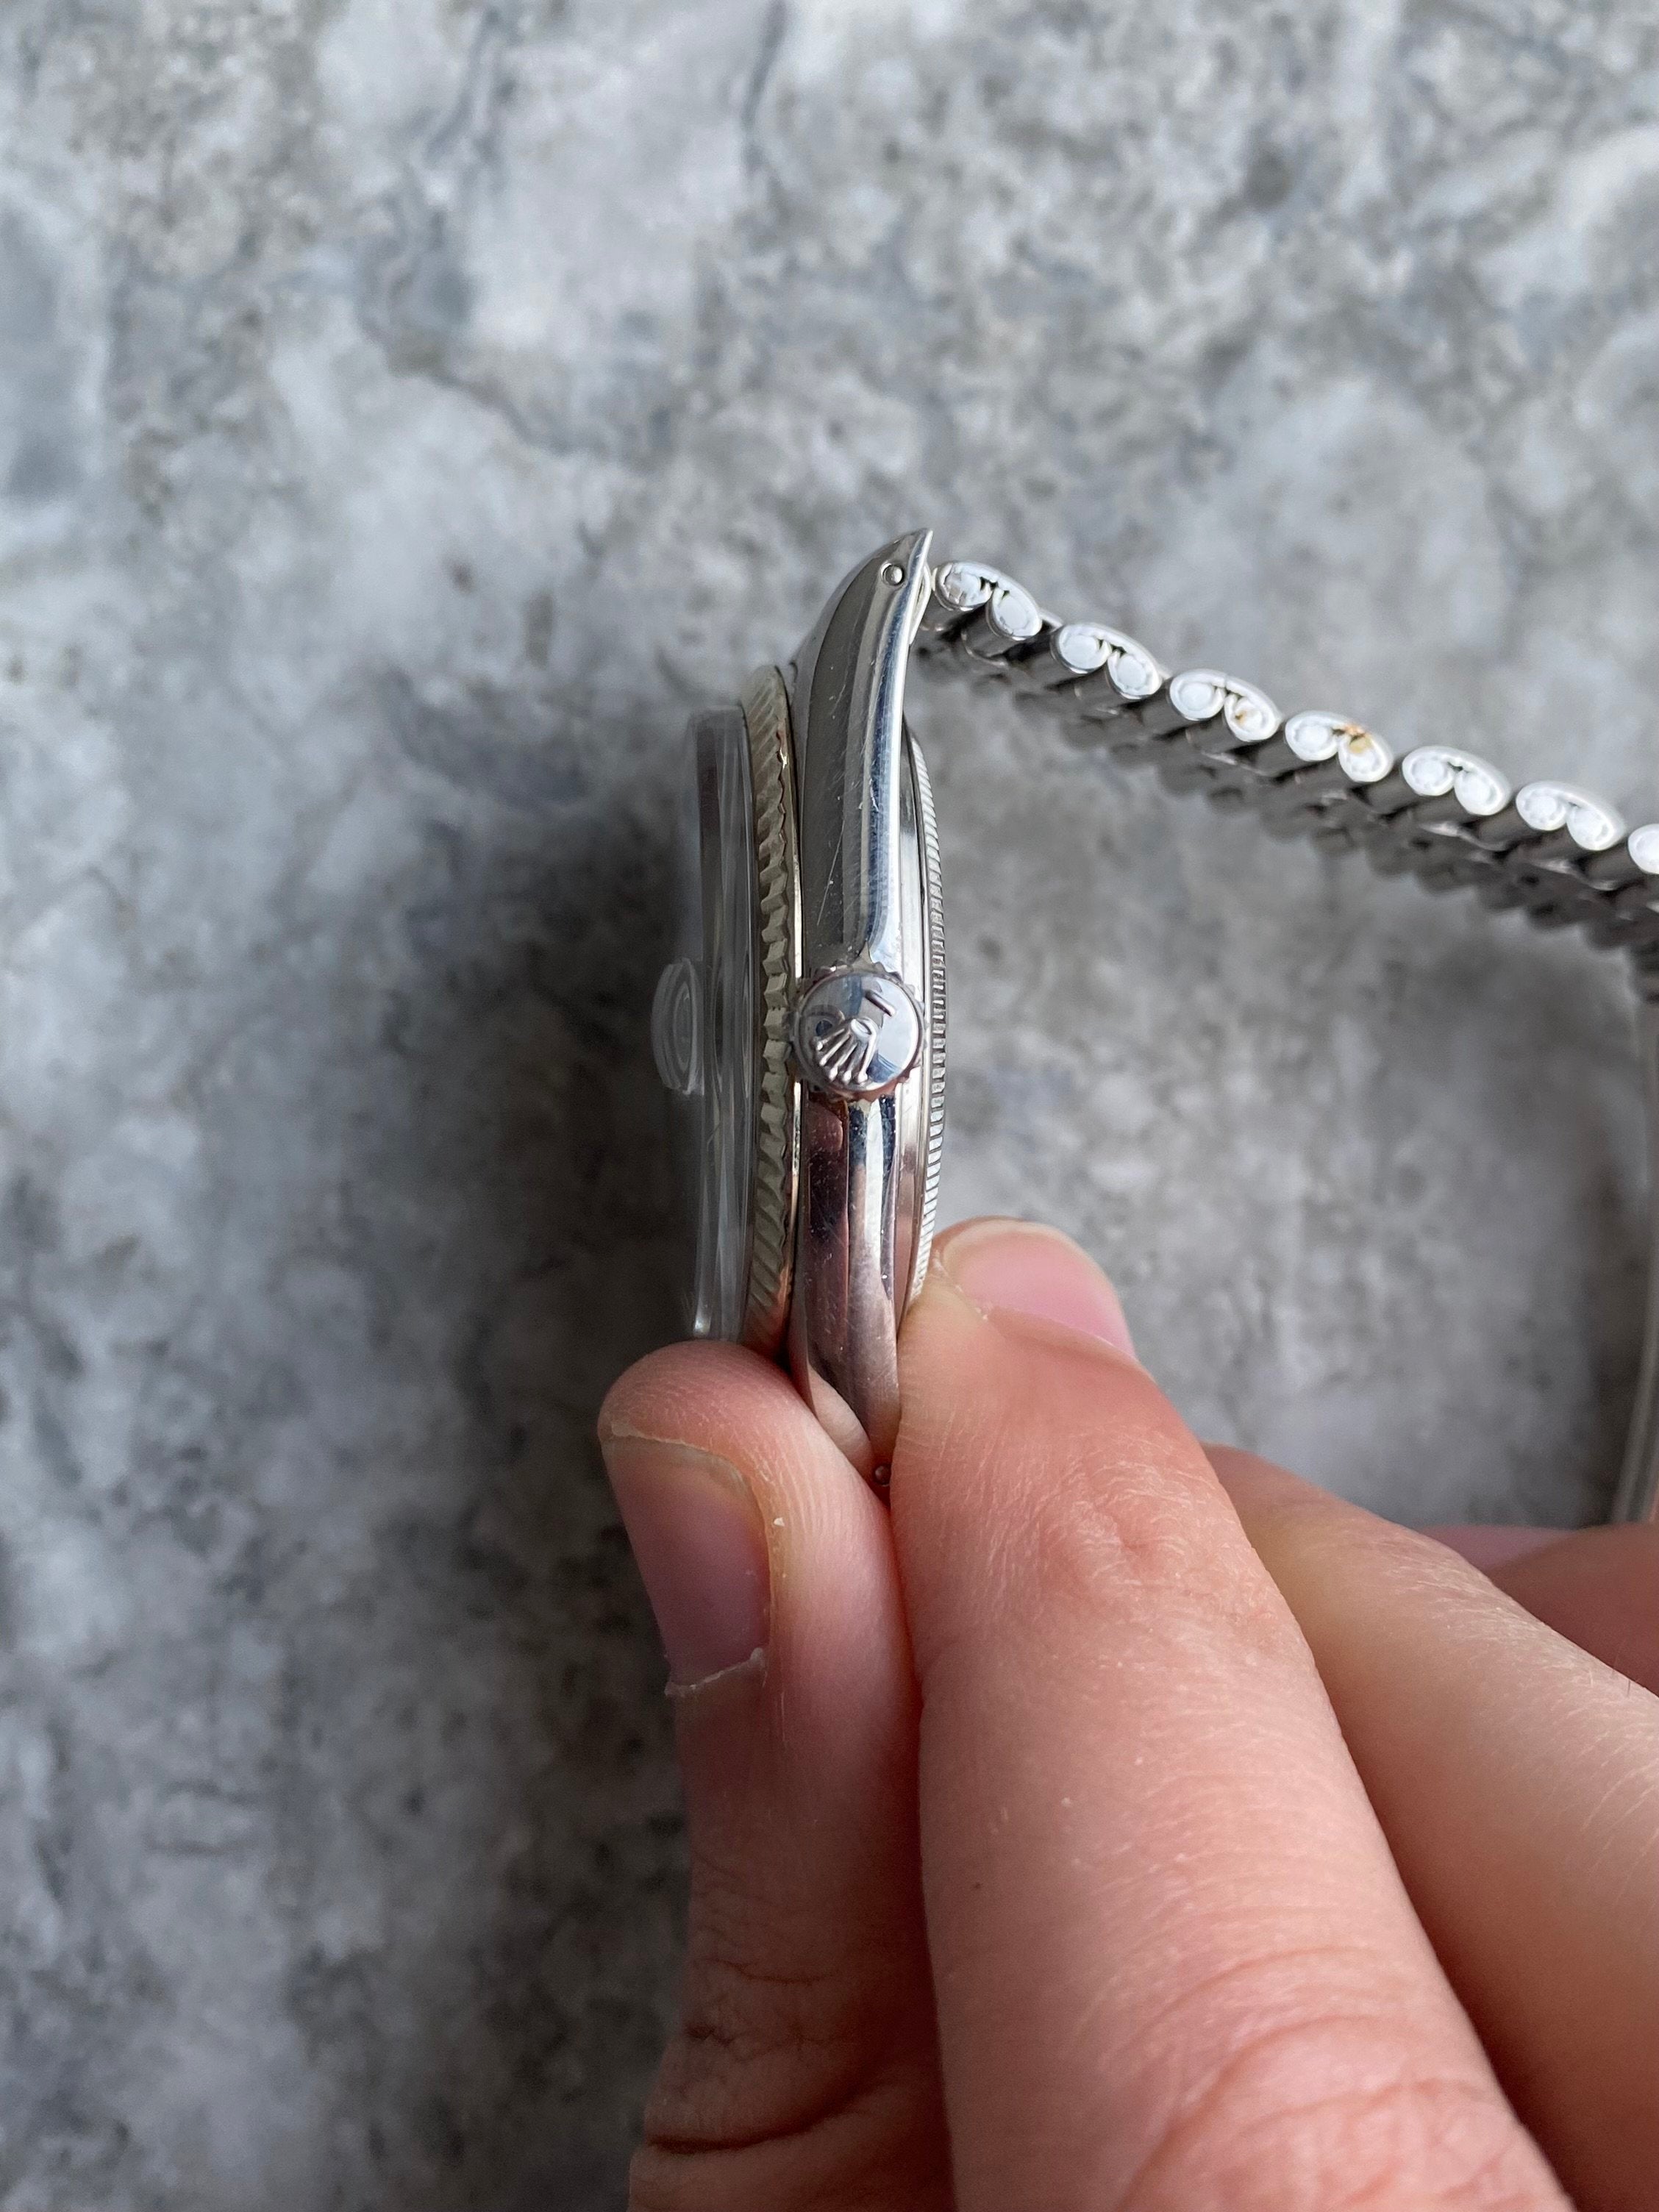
[785,532,935,1476]
[791,530,934,978]
[916,548,1659,1523]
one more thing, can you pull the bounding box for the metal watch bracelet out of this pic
[913,557,1659,1527]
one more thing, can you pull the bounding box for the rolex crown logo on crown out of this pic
[792,967,924,1101]
[813,1003,883,1090]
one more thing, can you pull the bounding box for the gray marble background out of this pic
[1,0,1656,2203]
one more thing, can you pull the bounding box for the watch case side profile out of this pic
[653,531,948,1483]
[783,529,941,1477]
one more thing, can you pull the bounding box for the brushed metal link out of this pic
[914,556,1659,974]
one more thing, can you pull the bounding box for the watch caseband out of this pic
[913,556,1659,1527]
[788,536,936,1474]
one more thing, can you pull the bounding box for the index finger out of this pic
[892,1221,1563,2212]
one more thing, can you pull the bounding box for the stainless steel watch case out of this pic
[655,529,943,1483]
[779,529,944,1480]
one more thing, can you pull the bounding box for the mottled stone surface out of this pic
[1,1,1655,2202]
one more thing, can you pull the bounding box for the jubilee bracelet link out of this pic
[914,559,1659,984]
[913,556,1659,1524]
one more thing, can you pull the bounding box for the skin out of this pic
[599,1216,1659,2212]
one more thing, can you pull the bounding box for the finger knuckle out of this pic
[676,1932,871,2088]
[1122,2019,1557,2212]
[997,1397,1283,1654]
[631,2027,935,2212]
[639,1869,916,2176]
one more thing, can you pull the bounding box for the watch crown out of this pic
[791,967,924,1100]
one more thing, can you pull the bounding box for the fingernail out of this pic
[602,1438,771,1688]
[935,1218,1136,1357]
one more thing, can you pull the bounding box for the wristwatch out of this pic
[652,529,1659,1524]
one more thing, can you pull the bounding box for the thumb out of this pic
[599,1341,949,2212]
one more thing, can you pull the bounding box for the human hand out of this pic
[599,1218,1659,2212]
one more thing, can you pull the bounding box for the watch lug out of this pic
[789,529,932,980]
